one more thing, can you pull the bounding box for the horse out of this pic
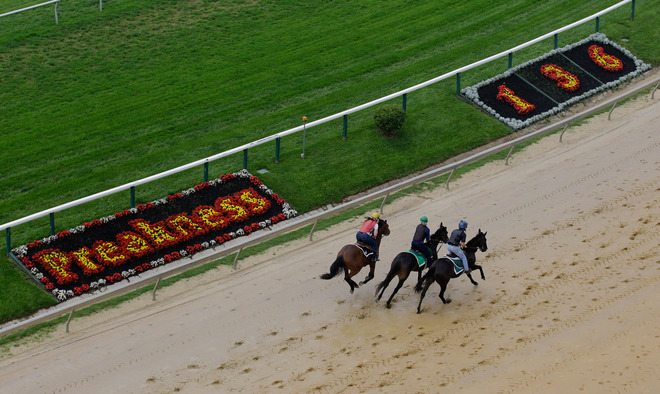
[375,222,449,309]
[320,219,391,293]
[414,229,488,313]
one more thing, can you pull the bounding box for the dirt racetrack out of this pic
[1,74,659,393]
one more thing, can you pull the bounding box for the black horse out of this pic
[414,229,488,313]
[375,223,449,309]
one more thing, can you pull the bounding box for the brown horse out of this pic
[414,229,488,313]
[375,222,449,308]
[320,219,391,293]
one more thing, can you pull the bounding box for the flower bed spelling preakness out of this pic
[461,33,651,130]
[11,170,297,302]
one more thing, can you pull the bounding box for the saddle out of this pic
[355,243,376,259]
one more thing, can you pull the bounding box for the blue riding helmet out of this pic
[459,220,468,229]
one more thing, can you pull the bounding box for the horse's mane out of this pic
[465,231,484,249]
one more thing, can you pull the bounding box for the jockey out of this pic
[447,220,469,273]
[411,216,433,267]
[356,212,380,261]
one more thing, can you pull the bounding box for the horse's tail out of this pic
[414,261,436,293]
[320,255,345,280]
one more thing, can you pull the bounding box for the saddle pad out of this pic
[406,250,426,267]
[443,255,466,275]
[354,243,374,258]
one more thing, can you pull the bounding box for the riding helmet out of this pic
[372,212,380,219]
[459,220,468,229]
[420,216,428,223]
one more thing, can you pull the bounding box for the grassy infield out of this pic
[0,0,658,343]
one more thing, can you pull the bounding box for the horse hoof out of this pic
[416,310,421,314]
[386,303,391,309]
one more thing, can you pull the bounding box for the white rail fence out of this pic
[0,0,61,23]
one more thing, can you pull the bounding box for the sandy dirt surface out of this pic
[0,75,659,393]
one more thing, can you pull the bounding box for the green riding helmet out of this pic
[420,216,428,223]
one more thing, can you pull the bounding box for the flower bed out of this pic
[11,170,297,302]
[461,33,651,130]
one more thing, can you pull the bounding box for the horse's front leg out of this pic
[474,264,485,280]
[465,271,478,286]
[360,262,375,285]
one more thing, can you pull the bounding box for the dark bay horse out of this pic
[414,229,488,313]
[375,222,449,309]
[320,219,391,293]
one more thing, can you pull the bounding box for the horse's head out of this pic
[378,219,390,237]
[430,222,449,244]
[466,229,488,252]
[475,229,488,252]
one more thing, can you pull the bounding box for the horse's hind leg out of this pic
[439,278,451,304]
[344,272,360,294]
[376,274,393,301]
[386,273,410,309]
[416,279,434,314]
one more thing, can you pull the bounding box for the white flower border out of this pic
[461,33,651,130]
[13,169,298,302]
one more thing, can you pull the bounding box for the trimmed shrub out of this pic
[374,104,406,136]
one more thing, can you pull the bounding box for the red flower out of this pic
[27,241,42,249]
[194,182,210,191]
[167,193,183,202]
[588,45,623,72]
[496,84,536,115]
[540,64,580,92]
[56,230,71,238]
[138,202,155,211]
[249,176,263,186]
